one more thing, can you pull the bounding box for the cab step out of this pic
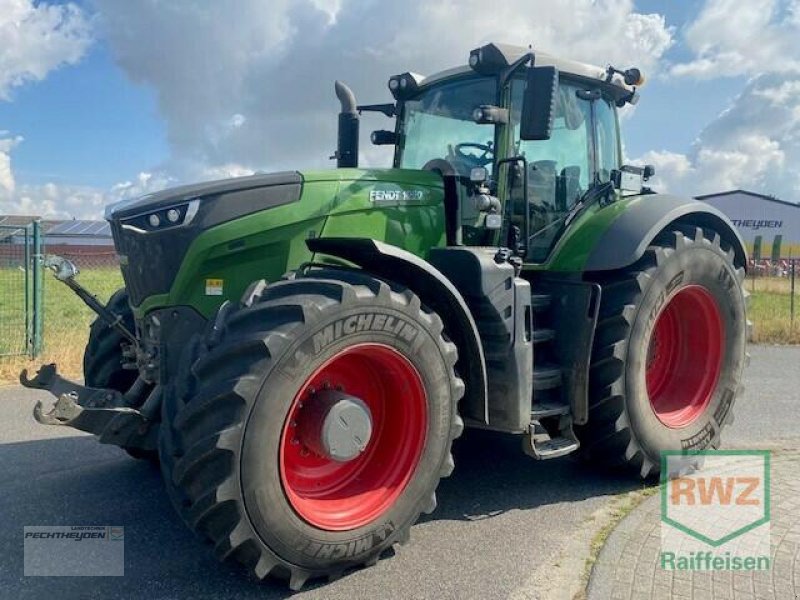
[533,364,562,390]
[531,294,551,312]
[532,328,555,344]
[523,418,580,460]
[531,401,570,419]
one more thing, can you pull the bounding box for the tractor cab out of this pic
[349,43,647,262]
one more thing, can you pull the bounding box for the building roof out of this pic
[0,216,111,240]
[47,220,110,237]
[695,189,800,209]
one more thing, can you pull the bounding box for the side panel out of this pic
[429,247,533,432]
[133,168,447,319]
[319,170,446,259]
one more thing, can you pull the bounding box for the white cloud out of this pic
[0,134,23,198]
[0,0,92,100]
[670,0,800,78]
[6,0,675,218]
[2,172,171,220]
[92,0,673,178]
[636,71,800,199]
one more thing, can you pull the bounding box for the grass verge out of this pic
[573,485,660,600]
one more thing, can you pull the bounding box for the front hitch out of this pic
[21,364,159,452]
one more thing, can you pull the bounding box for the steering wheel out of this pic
[453,142,494,167]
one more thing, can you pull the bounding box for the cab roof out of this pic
[416,43,635,98]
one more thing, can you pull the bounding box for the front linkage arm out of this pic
[42,255,138,346]
[20,255,157,452]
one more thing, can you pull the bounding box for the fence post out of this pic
[791,259,796,328]
[32,219,43,357]
[24,225,32,357]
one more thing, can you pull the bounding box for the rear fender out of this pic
[306,238,489,424]
[584,195,748,272]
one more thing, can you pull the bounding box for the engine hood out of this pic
[108,171,303,307]
[106,171,302,222]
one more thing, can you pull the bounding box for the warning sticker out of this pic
[205,278,224,296]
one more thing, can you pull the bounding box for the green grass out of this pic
[0,267,122,382]
[747,277,800,344]
[0,269,797,384]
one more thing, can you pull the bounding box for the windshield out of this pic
[397,77,496,176]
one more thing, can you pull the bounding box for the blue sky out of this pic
[0,40,167,187]
[1,0,799,218]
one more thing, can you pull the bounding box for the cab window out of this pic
[510,80,593,261]
[595,98,620,182]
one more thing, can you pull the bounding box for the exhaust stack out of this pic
[334,81,359,168]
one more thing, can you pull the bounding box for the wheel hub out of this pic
[297,389,373,462]
[280,343,428,531]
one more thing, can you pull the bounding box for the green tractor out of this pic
[23,43,748,588]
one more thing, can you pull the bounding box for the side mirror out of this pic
[611,165,653,192]
[520,66,558,141]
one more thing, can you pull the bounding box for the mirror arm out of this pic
[356,103,397,118]
[499,51,534,88]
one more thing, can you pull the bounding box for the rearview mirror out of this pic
[520,66,558,141]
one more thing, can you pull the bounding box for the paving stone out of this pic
[587,451,800,600]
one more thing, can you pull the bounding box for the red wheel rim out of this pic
[280,343,427,531]
[645,285,724,428]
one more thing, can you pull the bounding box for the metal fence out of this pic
[0,221,42,357]
[746,257,798,340]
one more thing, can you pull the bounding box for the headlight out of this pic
[120,198,201,234]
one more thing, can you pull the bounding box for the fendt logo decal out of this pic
[369,189,426,203]
[313,313,418,354]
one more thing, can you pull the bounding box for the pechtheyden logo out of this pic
[660,450,770,572]
[24,526,124,576]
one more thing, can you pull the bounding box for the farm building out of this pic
[0,216,116,267]
[696,190,800,260]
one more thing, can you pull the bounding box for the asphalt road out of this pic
[0,345,797,600]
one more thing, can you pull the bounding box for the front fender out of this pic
[306,237,489,424]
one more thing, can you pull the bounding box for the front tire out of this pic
[579,226,747,478]
[83,288,137,392]
[159,270,464,588]
[83,288,156,462]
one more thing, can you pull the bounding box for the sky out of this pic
[1,0,799,219]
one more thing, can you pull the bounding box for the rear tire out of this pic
[159,270,464,588]
[578,226,747,478]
